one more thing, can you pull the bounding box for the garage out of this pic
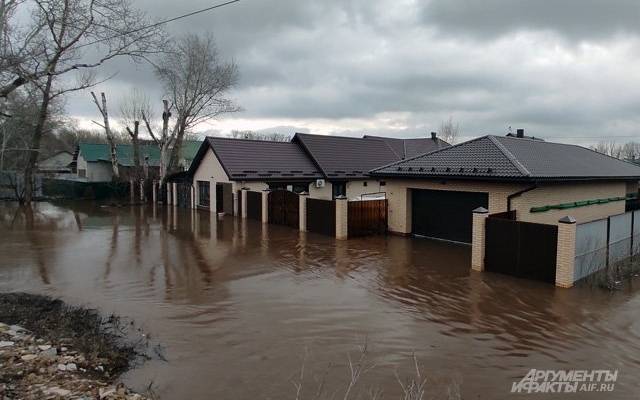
[411,189,488,243]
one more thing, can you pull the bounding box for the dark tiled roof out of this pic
[364,135,450,158]
[294,133,448,179]
[191,137,322,181]
[293,133,400,179]
[371,135,640,181]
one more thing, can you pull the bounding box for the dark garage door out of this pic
[412,189,488,243]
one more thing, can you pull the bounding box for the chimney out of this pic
[431,132,437,141]
[516,128,524,138]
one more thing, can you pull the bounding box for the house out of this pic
[188,136,323,213]
[184,133,450,212]
[75,141,202,182]
[37,151,73,174]
[370,134,640,244]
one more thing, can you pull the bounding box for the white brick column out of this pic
[166,184,172,205]
[209,180,216,213]
[299,192,308,232]
[556,216,577,288]
[190,184,196,209]
[241,189,248,219]
[233,190,239,216]
[335,196,348,240]
[139,180,145,203]
[262,190,269,223]
[152,180,157,204]
[172,182,178,208]
[471,207,489,272]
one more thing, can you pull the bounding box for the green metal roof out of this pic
[79,141,203,168]
[78,143,161,167]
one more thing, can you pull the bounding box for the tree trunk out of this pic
[167,117,187,173]
[132,121,140,177]
[23,74,53,205]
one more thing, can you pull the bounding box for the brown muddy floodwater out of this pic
[1,202,639,399]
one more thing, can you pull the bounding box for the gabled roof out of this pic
[363,135,449,159]
[181,140,203,165]
[292,133,449,179]
[78,143,161,167]
[371,135,640,181]
[189,137,323,181]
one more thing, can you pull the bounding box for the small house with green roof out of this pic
[75,141,202,182]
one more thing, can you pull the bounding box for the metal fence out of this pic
[574,210,640,282]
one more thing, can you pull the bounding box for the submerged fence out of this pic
[574,210,640,282]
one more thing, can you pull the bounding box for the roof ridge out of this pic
[370,135,491,173]
[207,136,294,144]
[487,136,531,177]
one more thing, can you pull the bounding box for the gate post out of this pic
[190,184,196,209]
[471,207,489,272]
[130,179,135,203]
[262,189,270,223]
[335,196,348,240]
[299,192,308,232]
[139,180,145,203]
[152,180,157,204]
[241,189,248,219]
[233,190,239,216]
[172,182,178,208]
[166,184,172,205]
[556,216,577,288]
[209,180,216,213]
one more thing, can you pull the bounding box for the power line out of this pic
[77,0,241,49]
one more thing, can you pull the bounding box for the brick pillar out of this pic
[241,189,248,219]
[556,216,577,288]
[299,192,308,232]
[209,180,216,213]
[335,196,348,240]
[152,181,157,204]
[172,182,178,208]
[262,190,269,223]
[166,184,172,205]
[190,185,196,209]
[471,207,489,272]
[139,180,145,203]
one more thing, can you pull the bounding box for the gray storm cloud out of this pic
[65,0,640,144]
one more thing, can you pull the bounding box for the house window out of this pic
[198,181,210,208]
[332,182,346,199]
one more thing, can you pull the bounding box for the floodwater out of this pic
[1,202,639,400]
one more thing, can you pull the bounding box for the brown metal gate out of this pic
[176,183,191,208]
[246,191,262,221]
[237,190,242,217]
[268,190,299,229]
[485,216,558,283]
[307,198,335,236]
[348,200,387,237]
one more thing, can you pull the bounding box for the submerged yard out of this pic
[1,202,639,399]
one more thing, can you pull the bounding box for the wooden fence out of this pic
[306,198,335,236]
[347,199,387,237]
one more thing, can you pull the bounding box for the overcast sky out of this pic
[67,0,640,145]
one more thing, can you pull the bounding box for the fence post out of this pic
[166,184,171,205]
[152,180,157,204]
[233,190,239,216]
[299,191,308,232]
[130,179,135,203]
[172,182,178,208]
[209,180,216,213]
[471,207,489,272]
[555,216,577,288]
[335,196,348,240]
[241,189,248,219]
[262,189,270,223]
[139,180,145,203]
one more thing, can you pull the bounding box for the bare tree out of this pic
[229,130,290,142]
[592,141,623,159]
[7,0,166,203]
[154,34,239,181]
[90,92,119,179]
[141,99,173,182]
[120,89,149,178]
[439,117,460,144]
